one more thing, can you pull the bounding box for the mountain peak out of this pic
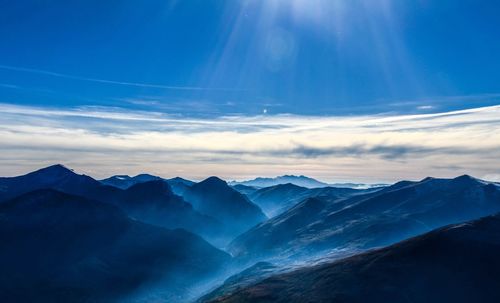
[168,177,185,182]
[29,164,80,181]
[167,177,195,186]
[421,176,435,182]
[100,173,161,189]
[37,164,74,175]
[133,173,161,180]
[199,176,227,187]
[455,174,474,180]
[452,174,479,185]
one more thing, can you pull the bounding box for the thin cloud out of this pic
[0,103,499,181]
[0,64,240,92]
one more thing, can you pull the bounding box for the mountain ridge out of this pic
[231,175,387,189]
[229,174,500,260]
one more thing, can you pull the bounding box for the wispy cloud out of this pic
[0,64,239,91]
[482,174,500,183]
[0,83,21,89]
[0,103,499,182]
[416,105,434,110]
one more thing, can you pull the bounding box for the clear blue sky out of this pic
[0,1,499,182]
[1,0,500,116]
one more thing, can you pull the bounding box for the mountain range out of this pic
[229,175,500,260]
[0,165,265,246]
[0,189,229,302]
[2,164,500,302]
[230,175,387,189]
[203,213,500,303]
[247,183,375,217]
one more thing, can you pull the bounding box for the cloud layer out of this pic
[0,103,499,182]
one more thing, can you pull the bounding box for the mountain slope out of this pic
[248,183,311,217]
[165,176,195,196]
[248,183,366,217]
[0,189,230,302]
[183,177,267,239]
[229,175,500,259]
[115,181,224,241]
[206,214,500,303]
[231,184,259,196]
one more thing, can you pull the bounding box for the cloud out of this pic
[0,83,20,89]
[482,174,500,183]
[0,64,239,91]
[0,103,499,181]
[417,105,434,110]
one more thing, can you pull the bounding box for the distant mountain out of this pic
[183,177,267,241]
[231,175,387,189]
[0,189,230,302]
[229,175,500,260]
[100,174,194,195]
[248,183,370,217]
[206,214,500,303]
[231,175,330,188]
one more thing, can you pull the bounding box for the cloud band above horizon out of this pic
[0,103,499,183]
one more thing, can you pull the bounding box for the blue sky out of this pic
[0,1,500,181]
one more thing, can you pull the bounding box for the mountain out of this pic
[165,176,195,196]
[198,262,280,302]
[0,189,230,302]
[183,177,267,240]
[231,175,330,188]
[205,213,500,303]
[248,183,369,217]
[0,164,102,202]
[229,175,500,260]
[99,174,162,189]
[248,183,310,216]
[114,181,224,242]
[231,175,388,189]
[231,184,259,196]
[0,165,224,243]
[100,174,194,195]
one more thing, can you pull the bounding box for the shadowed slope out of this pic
[248,183,366,217]
[0,189,230,302]
[183,177,267,240]
[206,213,500,303]
[0,165,224,243]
